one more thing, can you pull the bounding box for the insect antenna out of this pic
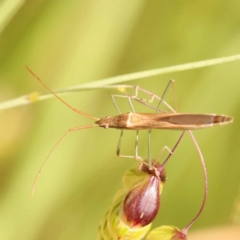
[26,66,101,196]
[25,66,100,121]
[31,123,99,197]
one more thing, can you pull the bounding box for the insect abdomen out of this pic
[159,113,233,129]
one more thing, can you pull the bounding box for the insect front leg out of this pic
[112,94,142,162]
[109,84,158,106]
[130,80,177,113]
[116,130,143,162]
[127,85,175,169]
[115,87,176,114]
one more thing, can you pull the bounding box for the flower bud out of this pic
[120,161,166,228]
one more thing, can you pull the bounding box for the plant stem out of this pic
[182,130,208,234]
[1,53,240,111]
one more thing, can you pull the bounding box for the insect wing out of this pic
[157,113,233,129]
[126,113,233,130]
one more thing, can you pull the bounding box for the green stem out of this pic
[1,53,240,111]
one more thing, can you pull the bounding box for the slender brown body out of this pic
[95,112,233,130]
[26,66,234,196]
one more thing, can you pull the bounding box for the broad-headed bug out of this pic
[26,66,233,195]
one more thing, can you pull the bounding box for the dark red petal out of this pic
[122,175,160,227]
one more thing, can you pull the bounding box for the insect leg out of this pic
[112,85,175,167]
[148,129,153,169]
[133,81,177,168]
[156,79,177,113]
[126,96,142,160]
[111,94,122,114]
[109,84,175,113]
[116,130,143,162]
[120,87,175,113]
[155,146,173,162]
[130,80,177,168]
[122,80,176,113]
[111,94,127,159]
[112,93,142,161]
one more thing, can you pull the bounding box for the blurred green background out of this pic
[0,1,240,240]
